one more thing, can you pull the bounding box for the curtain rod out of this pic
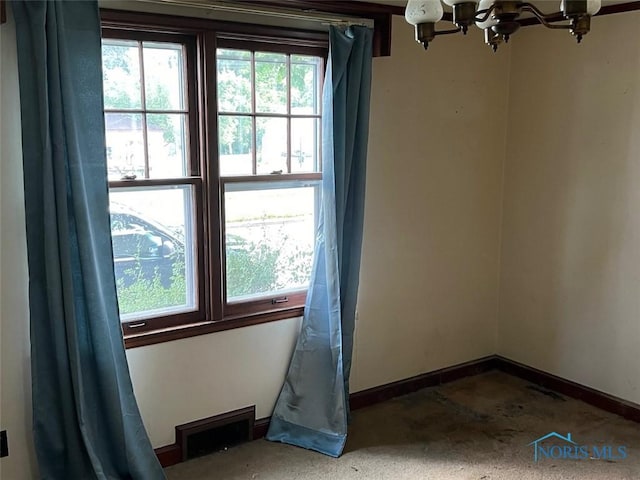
[133,0,373,26]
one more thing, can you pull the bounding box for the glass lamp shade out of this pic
[405,0,444,25]
[560,0,601,15]
[475,0,498,28]
[587,0,602,15]
[443,0,478,5]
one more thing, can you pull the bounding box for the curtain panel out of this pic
[12,1,165,478]
[266,25,373,458]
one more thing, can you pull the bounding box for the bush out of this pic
[115,237,313,316]
[116,260,187,315]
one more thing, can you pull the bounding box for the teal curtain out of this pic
[12,1,165,478]
[266,26,373,457]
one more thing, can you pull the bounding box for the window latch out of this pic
[271,297,289,304]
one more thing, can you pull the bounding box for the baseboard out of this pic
[349,355,499,410]
[253,417,271,440]
[155,354,640,468]
[155,443,181,468]
[494,355,640,423]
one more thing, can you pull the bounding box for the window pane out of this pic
[219,115,253,176]
[109,186,197,321]
[218,48,251,60]
[224,181,318,301]
[255,52,287,114]
[105,113,145,181]
[291,55,321,114]
[217,49,252,113]
[257,117,287,174]
[147,113,188,178]
[291,118,319,173]
[102,40,142,110]
[143,42,185,111]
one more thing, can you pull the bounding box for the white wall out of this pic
[0,13,38,480]
[497,11,640,404]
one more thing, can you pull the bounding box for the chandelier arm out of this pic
[473,5,496,23]
[434,26,463,36]
[522,3,571,30]
[538,22,573,30]
[521,4,570,29]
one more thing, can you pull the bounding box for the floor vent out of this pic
[176,406,255,461]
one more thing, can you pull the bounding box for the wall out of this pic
[0,9,509,475]
[498,11,640,404]
[128,16,509,447]
[0,13,38,480]
[350,16,508,391]
[3,7,640,474]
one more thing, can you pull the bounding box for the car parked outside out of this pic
[110,203,183,288]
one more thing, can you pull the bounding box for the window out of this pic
[216,45,323,316]
[101,17,327,346]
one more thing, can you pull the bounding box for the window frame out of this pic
[216,37,324,319]
[100,9,328,348]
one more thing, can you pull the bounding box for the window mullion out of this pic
[251,51,257,176]
[104,108,189,115]
[318,57,325,173]
[286,53,291,174]
[204,30,223,322]
[137,41,150,179]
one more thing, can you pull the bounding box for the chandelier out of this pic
[404,0,602,51]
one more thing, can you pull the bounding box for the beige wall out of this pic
[0,14,38,480]
[127,16,509,448]
[350,17,508,390]
[126,318,302,446]
[0,13,508,466]
[11,5,640,478]
[6,6,640,477]
[497,11,640,404]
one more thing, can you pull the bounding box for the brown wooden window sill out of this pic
[123,305,305,349]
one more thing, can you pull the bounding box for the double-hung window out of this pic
[101,15,326,346]
[216,41,323,317]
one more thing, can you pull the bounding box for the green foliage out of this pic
[290,62,315,110]
[116,260,187,315]
[277,243,313,288]
[226,229,313,299]
[146,84,176,146]
[116,235,313,316]
[226,240,280,298]
[102,45,131,72]
[254,58,287,112]
[102,44,176,146]
[218,115,251,156]
[102,44,139,109]
[216,51,320,169]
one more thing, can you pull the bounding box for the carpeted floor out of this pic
[165,371,640,479]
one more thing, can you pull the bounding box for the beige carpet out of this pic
[165,371,640,479]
